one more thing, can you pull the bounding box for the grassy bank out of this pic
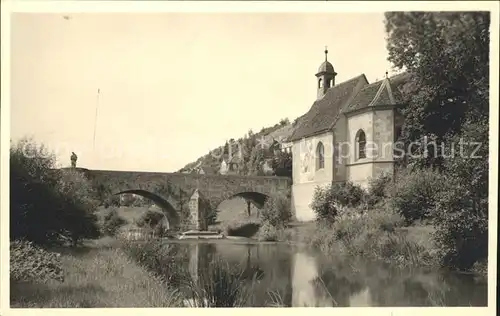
[11,238,182,308]
[299,174,488,275]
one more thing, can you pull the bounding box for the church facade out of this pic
[289,49,408,221]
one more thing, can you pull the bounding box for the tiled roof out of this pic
[345,81,384,112]
[386,72,411,104]
[346,72,410,113]
[289,74,368,141]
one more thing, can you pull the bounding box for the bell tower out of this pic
[315,46,337,100]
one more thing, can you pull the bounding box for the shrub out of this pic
[102,208,126,236]
[259,194,292,228]
[226,220,261,238]
[136,210,165,228]
[10,240,64,283]
[310,181,365,224]
[304,203,436,267]
[136,210,169,236]
[366,174,392,207]
[256,222,288,242]
[432,180,488,271]
[10,138,100,246]
[388,167,446,225]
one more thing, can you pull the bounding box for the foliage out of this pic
[388,167,446,225]
[10,138,100,246]
[135,209,169,237]
[256,222,288,242]
[431,175,488,270]
[10,240,64,283]
[385,12,489,169]
[310,181,365,224]
[184,257,253,307]
[259,194,292,228]
[136,210,165,228]
[430,114,489,270]
[179,120,294,177]
[101,208,126,236]
[366,174,392,207]
[246,146,266,176]
[279,118,290,126]
[121,240,191,288]
[306,206,436,267]
[11,242,183,308]
[226,221,261,238]
[384,12,489,271]
[270,150,292,178]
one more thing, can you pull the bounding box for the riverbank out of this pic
[10,238,182,308]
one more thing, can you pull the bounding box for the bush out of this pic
[256,222,287,242]
[10,138,100,246]
[388,167,446,225]
[306,204,435,266]
[310,181,365,224]
[432,180,488,271]
[136,210,166,228]
[259,194,292,228]
[366,174,392,207]
[101,208,126,236]
[10,240,64,283]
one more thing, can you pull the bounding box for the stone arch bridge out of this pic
[72,168,291,230]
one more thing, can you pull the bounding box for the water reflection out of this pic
[166,241,487,307]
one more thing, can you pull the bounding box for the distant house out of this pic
[227,155,242,174]
[219,160,228,175]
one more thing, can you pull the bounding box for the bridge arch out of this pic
[114,189,180,228]
[215,191,271,210]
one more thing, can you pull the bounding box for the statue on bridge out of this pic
[70,152,78,168]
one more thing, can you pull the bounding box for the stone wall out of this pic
[82,169,291,227]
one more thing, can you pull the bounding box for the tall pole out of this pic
[93,88,101,153]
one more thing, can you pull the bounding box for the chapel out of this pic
[289,48,408,221]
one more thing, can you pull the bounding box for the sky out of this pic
[10,12,394,172]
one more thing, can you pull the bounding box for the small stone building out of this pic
[289,48,408,221]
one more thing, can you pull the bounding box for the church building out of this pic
[289,48,408,221]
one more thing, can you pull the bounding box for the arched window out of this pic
[316,142,325,170]
[318,78,323,88]
[356,130,366,160]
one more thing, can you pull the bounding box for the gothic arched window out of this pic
[318,78,323,88]
[316,142,325,170]
[356,129,366,160]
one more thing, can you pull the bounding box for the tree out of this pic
[279,118,290,126]
[385,12,489,169]
[271,151,292,177]
[10,138,100,246]
[246,147,265,176]
[136,210,168,237]
[102,208,126,236]
[384,12,489,269]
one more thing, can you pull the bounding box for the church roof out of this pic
[289,74,368,141]
[345,72,409,114]
[289,72,410,141]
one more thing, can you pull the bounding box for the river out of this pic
[161,240,487,307]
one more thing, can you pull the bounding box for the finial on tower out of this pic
[324,46,329,61]
[385,70,389,79]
